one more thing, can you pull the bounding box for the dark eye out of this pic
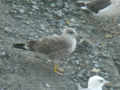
[99,79,104,83]
[68,31,74,34]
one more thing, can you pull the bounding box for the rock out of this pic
[18,8,25,14]
[56,0,64,8]
[91,68,101,73]
[45,83,51,88]
[105,34,113,39]
[50,3,56,8]
[55,10,64,17]
[32,5,39,10]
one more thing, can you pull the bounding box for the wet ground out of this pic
[0,0,120,90]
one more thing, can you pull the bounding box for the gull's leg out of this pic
[54,64,64,75]
[54,64,58,73]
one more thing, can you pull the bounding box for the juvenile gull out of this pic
[97,0,120,16]
[79,0,111,14]
[13,27,77,75]
[76,75,111,90]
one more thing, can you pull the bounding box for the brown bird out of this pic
[13,27,77,75]
[79,0,111,13]
[78,0,120,23]
[96,0,120,23]
[96,0,120,16]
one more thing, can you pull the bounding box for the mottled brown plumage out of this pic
[80,0,111,13]
[87,0,111,13]
[27,28,77,59]
[13,27,77,75]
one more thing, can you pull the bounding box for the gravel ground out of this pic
[0,0,120,90]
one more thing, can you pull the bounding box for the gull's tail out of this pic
[13,43,28,50]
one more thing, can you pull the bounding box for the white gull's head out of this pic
[88,75,110,89]
[63,27,77,37]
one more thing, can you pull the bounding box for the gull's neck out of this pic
[62,34,75,40]
[89,88,102,90]
[62,34,77,53]
[88,86,102,90]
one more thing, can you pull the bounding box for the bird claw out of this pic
[54,64,64,76]
[55,68,64,76]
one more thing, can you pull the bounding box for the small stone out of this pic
[105,34,113,39]
[91,68,101,73]
[34,35,39,39]
[56,0,64,8]
[32,5,39,10]
[75,60,80,65]
[1,51,6,56]
[59,20,65,26]
[70,18,76,23]
[78,67,81,70]
[0,88,4,90]
[24,21,30,25]
[118,23,120,26]
[4,27,12,32]
[45,83,51,88]
[4,10,9,14]
[94,64,99,68]
[64,2,69,8]
[14,15,23,19]
[31,1,37,4]
[19,9,25,14]
[4,27,9,31]
[40,24,45,30]
[50,3,56,8]
[66,20,70,25]
[55,10,63,17]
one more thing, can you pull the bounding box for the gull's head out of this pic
[63,27,77,37]
[88,75,110,89]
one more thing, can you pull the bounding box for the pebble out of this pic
[18,8,25,14]
[94,63,100,68]
[0,88,4,90]
[31,1,37,5]
[70,18,76,23]
[91,68,101,73]
[14,15,23,19]
[4,27,11,32]
[50,3,56,8]
[75,60,80,65]
[55,10,64,17]
[34,35,39,39]
[105,34,113,39]
[40,24,46,30]
[59,20,65,26]
[32,5,39,10]
[24,21,30,25]
[1,51,6,56]
[118,23,120,26]
[66,20,70,25]
[56,0,64,8]
[64,2,69,8]
[0,48,7,57]
[45,83,51,88]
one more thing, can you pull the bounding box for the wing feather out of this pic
[27,35,70,55]
[87,0,111,13]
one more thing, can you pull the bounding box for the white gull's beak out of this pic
[104,80,112,86]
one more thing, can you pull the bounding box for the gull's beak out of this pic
[104,80,112,87]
